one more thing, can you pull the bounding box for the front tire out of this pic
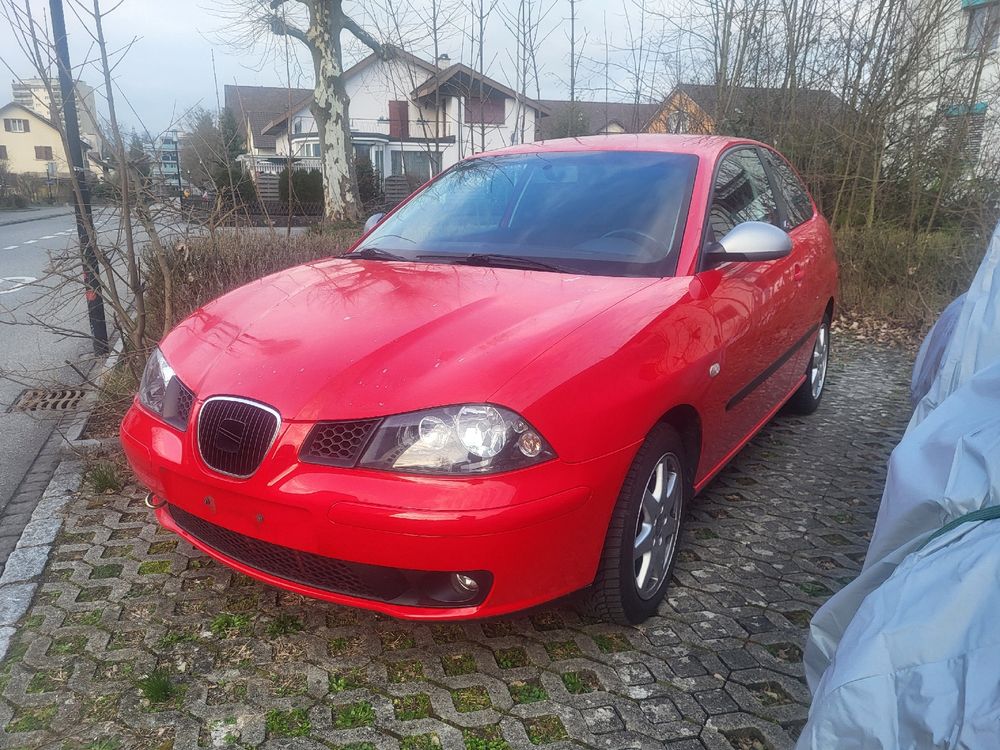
[584,424,688,624]
[787,316,831,415]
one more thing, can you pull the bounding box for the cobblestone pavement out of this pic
[0,340,913,750]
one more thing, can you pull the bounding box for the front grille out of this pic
[197,397,280,478]
[300,419,380,467]
[168,504,413,603]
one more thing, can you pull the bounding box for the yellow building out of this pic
[0,101,92,179]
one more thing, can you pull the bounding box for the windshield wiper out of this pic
[416,253,569,273]
[349,247,409,261]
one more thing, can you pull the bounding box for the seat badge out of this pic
[709,363,721,378]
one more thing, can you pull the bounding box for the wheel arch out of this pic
[656,404,702,482]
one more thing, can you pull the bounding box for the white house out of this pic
[226,47,550,196]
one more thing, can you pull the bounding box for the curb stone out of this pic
[0,458,82,660]
[0,208,74,227]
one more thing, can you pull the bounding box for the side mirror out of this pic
[364,212,385,234]
[706,221,791,264]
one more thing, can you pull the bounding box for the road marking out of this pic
[24,240,36,244]
[2,246,16,251]
[0,276,37,295]
[40,235,56,239]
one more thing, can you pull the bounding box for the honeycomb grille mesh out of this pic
[168,504,408,602]
[300,419,380,467]
[197,398,279,478]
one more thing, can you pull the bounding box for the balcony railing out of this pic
[237,155,323,175]
[349,117,450,138]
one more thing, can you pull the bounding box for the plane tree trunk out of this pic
[270,0,386,222]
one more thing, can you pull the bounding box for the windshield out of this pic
[356,151,698,277]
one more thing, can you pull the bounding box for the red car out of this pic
[121,135,837,623]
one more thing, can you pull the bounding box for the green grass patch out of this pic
[85,461,123,493]
[561,670,600,694]
[693,527,720,540]
[401,734,441,750]
[509,679,547,704]
[137,669,177,704]
[451,686,491,713]
[265,613,303,637]
[90,563,122,580]
[77,585,111,602]
[159,629,198,647]
[430,623,464,643]
[209,612,252,638]
[494,647,528,669]
[332,701,376,729]
[138,560,171,575]
[543,640,582,660]
[393,693,432,720]
[147,540,178,554]
[593,633,631,653]
[50,635,87,656]
[525,715,568,744]
[26,670,60,693]
[328,668,366,693]
[5,704,56,732]
[265,707,311,737]
[481,621,517,638]
[463,725,509,750]
[387,659,424,683]
[64,609,103,627]
[441,652,477,676]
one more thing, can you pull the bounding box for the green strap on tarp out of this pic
[921,506,1000,549]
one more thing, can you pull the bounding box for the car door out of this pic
[761,148,828,389]
[695,147,798,473]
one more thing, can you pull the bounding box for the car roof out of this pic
[475,133,764,161]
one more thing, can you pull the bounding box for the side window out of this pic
[764,151,814,228]
[708,148,779,241]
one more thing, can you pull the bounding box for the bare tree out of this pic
[218,0,389,222]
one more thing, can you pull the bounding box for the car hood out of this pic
[161,257,657,421]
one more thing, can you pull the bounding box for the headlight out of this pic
[138,348,193,430]
[357,404,555,474]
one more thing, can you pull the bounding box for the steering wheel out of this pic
[599,229,668,257]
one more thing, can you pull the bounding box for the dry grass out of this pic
[833,226,984,332]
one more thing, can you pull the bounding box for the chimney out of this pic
[436,53,451,69]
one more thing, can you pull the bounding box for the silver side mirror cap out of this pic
[707,221,792,263]
[364,212,385,234]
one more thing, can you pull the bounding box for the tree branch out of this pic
[268,13,308,45]
[342,13,387,57]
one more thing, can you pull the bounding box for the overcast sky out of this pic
[0,0,679,136]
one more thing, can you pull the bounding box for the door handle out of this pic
[793,263,804,281]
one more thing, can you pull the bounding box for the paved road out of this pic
[0,213,100,516]
[0,340,914,749]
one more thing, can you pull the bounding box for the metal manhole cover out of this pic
[9,388,88,413]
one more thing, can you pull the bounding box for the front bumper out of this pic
[120,401,637,620]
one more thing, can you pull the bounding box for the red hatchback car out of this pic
[121,135,837,623]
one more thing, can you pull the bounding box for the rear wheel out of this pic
[584,424,688,624]
[787,316,830,415]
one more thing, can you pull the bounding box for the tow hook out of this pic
[143,492,166,509]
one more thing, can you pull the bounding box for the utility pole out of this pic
[50,0,109,355]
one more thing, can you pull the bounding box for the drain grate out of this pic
[9,388,88,413]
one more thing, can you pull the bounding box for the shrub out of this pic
[212,164,256,207]
[278,167,323,208]
[833,225,984,330]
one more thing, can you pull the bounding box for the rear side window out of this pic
[764,151,814,228]
[708,148,779,241]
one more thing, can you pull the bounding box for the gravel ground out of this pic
[0,338,913,750]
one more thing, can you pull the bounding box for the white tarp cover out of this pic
[798,221,1000,748]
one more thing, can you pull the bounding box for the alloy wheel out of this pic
[633,453,682,600]
[810,323,830,399]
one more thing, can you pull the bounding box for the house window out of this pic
[465,95,505,125]
[3,118,29,133]
[293,118,302,135]
[35,145,53,160]
[966,2,1000,51]
[666,111,689,134]
[0,145,7,160]
[390,150,442,183]
[298,142,321,158]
